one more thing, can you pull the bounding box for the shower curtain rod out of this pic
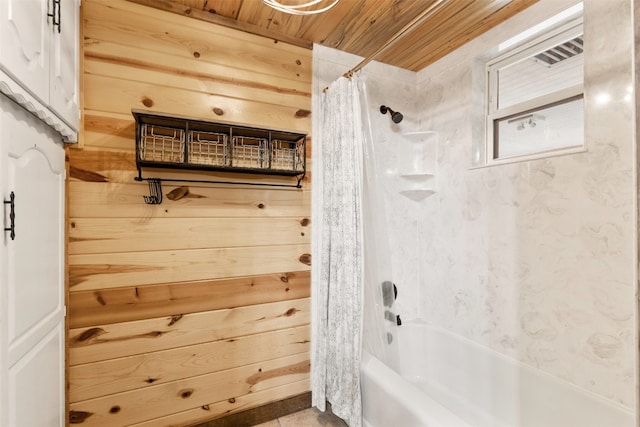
[344,0,448,77]
[324,0,448,92]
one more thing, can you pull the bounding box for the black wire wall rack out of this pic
[132,109,307,204]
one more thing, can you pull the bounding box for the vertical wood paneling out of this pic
[68,1,312,424]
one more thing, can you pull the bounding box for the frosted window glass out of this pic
[494,96,583,159]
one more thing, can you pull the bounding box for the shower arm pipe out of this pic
[344,0,449,79]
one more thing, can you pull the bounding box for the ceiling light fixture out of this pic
[262,0,340,15]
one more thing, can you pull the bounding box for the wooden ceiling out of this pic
[129,0,539,71]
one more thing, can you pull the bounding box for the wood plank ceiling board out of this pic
[174,0,243,18]
[130,0,540,72]
[379,0,541,70]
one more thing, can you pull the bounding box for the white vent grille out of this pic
[533,36,583,66]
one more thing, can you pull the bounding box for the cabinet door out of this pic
[0,0,51,104]
[50,0,79,129]
[0,96,65,427]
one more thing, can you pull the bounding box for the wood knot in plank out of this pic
[193,51,200,58]
[257,203,265,209]
[109,406,121,414]
[179,388,194,399]
[168,314,183,326]
[284,308,299,317]
[228,397,236,403]
[299,253,311,266]
[141,97,154,108]
[295,109,311,118]
[246,360,309,386]
[202,404,210,410]
[300,218,310,226]
[212,107,224,116]
[69,166,108,182]
[69,411,93,424]
[145,377,159,384]
[94,292,106,306]
[72,328,106,346]
[166,186,205,201]
[280,273,289,283]
[167,186,190,201]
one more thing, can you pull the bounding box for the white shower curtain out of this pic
[311,75,365,427]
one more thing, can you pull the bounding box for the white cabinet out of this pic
[50,0,80,131]
[0,0,50,105]
[0,2,70,424]
[0,0,80,141]
[0,95,66,427]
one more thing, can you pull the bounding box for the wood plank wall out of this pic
[67,1,312,425]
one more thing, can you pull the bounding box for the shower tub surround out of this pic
[313,0,636,422]
[416,0,636,409]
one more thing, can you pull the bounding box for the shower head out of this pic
[380,105,403,124]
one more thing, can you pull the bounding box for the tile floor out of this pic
[252,407,348,427]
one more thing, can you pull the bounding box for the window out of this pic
[486,17,584,164]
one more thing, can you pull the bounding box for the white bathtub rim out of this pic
[361,350,473,427]
[398,318,635,417]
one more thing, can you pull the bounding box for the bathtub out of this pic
[361,320,635,427]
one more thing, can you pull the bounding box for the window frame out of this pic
[485,18,585,165]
